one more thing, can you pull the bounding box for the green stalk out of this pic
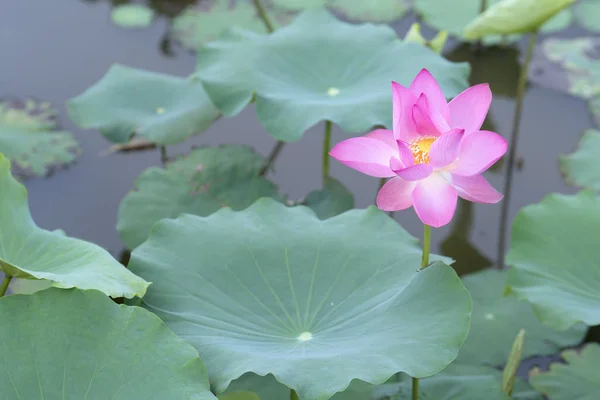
[0,275,12,297]
[160,145,168,166]
[259,140,286,176]
[497,30,538,268]
[290,389,299,400]
[252,0,275,33]
[412,376,419,400]
[480,0,488,13]
[322,121,333,185]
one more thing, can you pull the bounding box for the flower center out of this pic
[409,136,437,164]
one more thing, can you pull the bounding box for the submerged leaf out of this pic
[111,4,155,28]
[560,129,600,191]
[128,198,472,400]
[0,154,149,298]
[195,9,469,142]
[507,191,600,329]
[117,145,280,249]
[68,64,219,145]
[0,288,215,400]
[302,177,354,219]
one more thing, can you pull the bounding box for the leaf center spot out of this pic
[327,87,340,97]
[297,331,313,342]
[156,107,165,115]
[484,313,495,321]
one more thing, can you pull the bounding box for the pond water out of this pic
[1,0,592,277]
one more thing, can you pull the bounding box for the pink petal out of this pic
[450,174,503,203]
[412,174,458,228]
[392,81,420,142]
[396,140,415,168]
[448,83,492,133]
[412,94,450,136]
[393,163,433,181]
[329,134,399,178]
[410,69,450,122]
[450,130,508,176]
[365,129,396,149]
[429,128,465,169]
[376,177,416,211]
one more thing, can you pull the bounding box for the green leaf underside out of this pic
[530,344,600,400]
[0,154,149,298]
[373,364,541,400]
[111,4,155,28]
[456,269,586,366]
[68,64,220,145]
[128,198,472,400]
[560,129,600,191]
[0,288,215,400]
[117,145,280,249]
[506,191,600,329]
[414,0,571,45]
[195,9,469,142]
[302,177,354,219]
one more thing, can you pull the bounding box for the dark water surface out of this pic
[1,1,593,276]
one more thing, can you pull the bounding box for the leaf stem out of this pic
[480,0,488,13]
[497,30,538,269]
[0,275,12,297]
[259,141,286,176]
[412,376,419,400]
[160,145,168,166]
[322,121,332,185]
[421,224,431,269]
[290,389,299,400]
[252,0,275,33]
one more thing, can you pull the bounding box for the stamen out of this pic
[409,136,437,164]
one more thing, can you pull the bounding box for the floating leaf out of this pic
[0,288,215,400]
[68,64,220,145]
[464,0,574,40]
[506,191,600,329]
[302,177,354,219]
[530,344,600,400]
[111,4,155,28]
[118,145,279,249]
[328,0,410,23]
[415,0,571,44]
[560,129,600,191]
[195,9,469,142]
[373,364,541,400]
[172,1,272,51]
[456,269,586,366]
[0,154,149,298]
[572,0,600,33]
[0,97,57,130]
[128,199,472,400]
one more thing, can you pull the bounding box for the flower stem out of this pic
[497,30,538,269]
[160,145,168,166]
[252,0,275,33]
[412,376,419,400]
[290,389,299,400]
[259,141,286,176]
[480,0,488,13]
[0,275,12,297]
[322,121,332,185]
[421,224,432,269]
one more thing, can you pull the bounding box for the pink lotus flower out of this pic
[330,69,507,228]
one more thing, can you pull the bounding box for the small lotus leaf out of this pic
[560,129,600,191]
[0,288,215,400]
[68,64,220,145]
[506,191,600,329]
[117,145,280,249]
[0,154,149,298]
[573,0,600,33]
[0,98,57,130]
[111,4,155,28]
[302,177,354,219]
[456,269,586,366]
[128,198,472,400]
[464,0,574,39]
[195,8,469,142]
[530,344,600,400]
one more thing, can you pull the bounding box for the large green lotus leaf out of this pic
[573,0,600,33]
[373,364,541,400]
[0,154,149,298]
[456,269,586,366]
[0,288,215,400]
[302,177,354,219]
[111,4,154,28]
[530,344,600,400]
[529,37,600,100]
[118,145,279,249]
[128,198,472,400]
[328,0,410,23]
[171,1,274,51]
[68,64,220,145]
[463,0,574,39]
[560,129,600,191]
[195,9,470,142]
[414,0,569,45]
[506,191,600,330]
